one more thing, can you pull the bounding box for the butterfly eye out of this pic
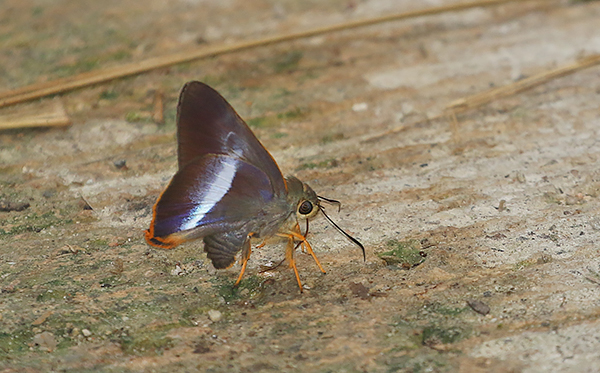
[298,201,313,215]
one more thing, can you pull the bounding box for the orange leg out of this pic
[285,236,304,292]
[295,223,308,253]
[234,235,253,287]
[300,239,326,274]
[276,229,326,292]
[280,230,326,274]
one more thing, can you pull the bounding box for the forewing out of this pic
[145,154,277,249]
[176,81,286,196]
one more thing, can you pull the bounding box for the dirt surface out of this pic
[2,0,600,372]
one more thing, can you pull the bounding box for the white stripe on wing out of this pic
[179,157,239,231]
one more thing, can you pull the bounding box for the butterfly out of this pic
[145,81,364,292]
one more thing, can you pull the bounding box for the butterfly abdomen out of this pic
[203,231,250,269]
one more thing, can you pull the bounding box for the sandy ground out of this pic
[1,0,600,372]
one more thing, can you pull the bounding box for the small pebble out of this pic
[43,189,56,199]
[82,329,92,337]
[113,159,127,169]
[207,309,222,322]
[352,102,368,112]
[171,265,183,276]
[33,331,57,351]
[515,171,526,183]
[589,218,600,231]
[467,299,490,315]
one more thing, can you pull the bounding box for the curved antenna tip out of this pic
[318,195,341,213]
[320,206,365,261]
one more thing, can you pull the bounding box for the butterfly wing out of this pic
[176,81,286,197]
[146,154,280,250]
[146,81,293,267]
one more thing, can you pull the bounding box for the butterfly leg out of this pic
[277,230,327,276]
[301,240,326,274]
[292,224,307,253]
[285,235,304,292]
[234,235,253,287]
[287,229,326,275]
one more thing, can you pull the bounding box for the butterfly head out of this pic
[285,176,320,221]
[285,175,365,260]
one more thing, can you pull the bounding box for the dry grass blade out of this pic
[0,0,532,109]
[0,102,70,130]
[586,268,600,286]
[152,89,165,124]
[446,54,600,114]
[362,54,600,143]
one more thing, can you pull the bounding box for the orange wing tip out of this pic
[144,229,185,249]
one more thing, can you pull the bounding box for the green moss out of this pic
[162,107,178,129]
[99,89,119,100]
[201,75,226,88]
[515,259,535,271]
[270,88,293,99]
[87,238,109,249]
[87,259,114,271]
[270,320,301,336]
[0,328,35,357]
[52,58,100,77]
[543,192,562,205]
[277,107,305,120]
[0,165,22,175]
[377,239,426,268]
[247,116,277,129]
[0,211,67,236]
[295,158,338,171]
[273,50,303,73]
[384,322,422,353]
[181,303,213,321]
[109,49,131,61]
[32,6,44,16]
[271,132,288,139]
[320,133,344,144]
[36,289,70,302]
[125,111,151,123]
[55,337,77,351]
[421,324,468,345]
[429,303,468,317]
[115,329,175,355]
[299,69,320,83]
[247,107,308,129]
[213,275,263,303]
[98,275,123,288]
[45,279,68,287]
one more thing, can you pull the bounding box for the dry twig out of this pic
[363,54,600,143]
[0,102,70,130]
[0,0,531,109]
[446,54,600,114]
